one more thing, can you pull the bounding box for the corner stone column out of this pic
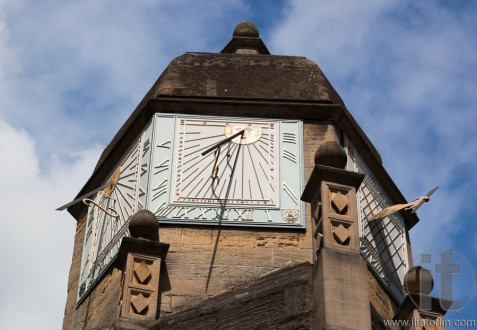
[301,141,371,330]
[115,210,169,330]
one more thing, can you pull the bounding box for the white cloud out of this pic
[271,0,477,254]
[0,0,246,163]
[0,118,102,329]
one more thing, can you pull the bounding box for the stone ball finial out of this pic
[404,266,434,295]
[233,21,259,38]
[314,141,347,169]
[128,210,159,241]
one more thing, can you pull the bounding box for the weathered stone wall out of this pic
[62,215,86,330]
[62,215,123,330]
[150,262,313,330]
[155,122,337,314]
[62,213,312,329]
[158,225,312,315]
[368,269,399,330]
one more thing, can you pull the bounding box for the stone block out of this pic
[313,249,371,330]
[160,294,172,313]
[167,278,209,295]
[368,270,397,321]
[160,227,183,244]
[181,228,213,245]
[166,249,213,265]
[255,232,301,248]
[169,295,202,310]
[212,229,257,247]
[163,261,194,280]
[272,247,313,267]
[210,246,273,267]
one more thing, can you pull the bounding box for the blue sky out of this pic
[0,0,476,328]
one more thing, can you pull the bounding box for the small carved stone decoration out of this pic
[117,237,169,323]
[332,224,350,245]
[330,191,348,215]
[282,209,300,223]
[233,21,259,38]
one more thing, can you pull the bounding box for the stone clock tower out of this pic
[62,22,448,329]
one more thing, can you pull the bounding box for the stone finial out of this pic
[404,266,434,295]
[314,141,347,169]
[222,21,269,54]
[129,210,159,241]
[233,21,259,38]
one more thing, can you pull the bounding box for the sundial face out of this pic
[77,113,306,302]
[149,114,305,227]
[344,136,409,301]
[170,117,279,207]
[78,137,142,301]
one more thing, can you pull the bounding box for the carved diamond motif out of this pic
[331,192,348,215]
[131,293,149,315]
[134,260,152,284]
[333,224,350,245]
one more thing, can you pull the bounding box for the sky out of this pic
[0,0,476,328]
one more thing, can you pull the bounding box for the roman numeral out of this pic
[155,158,169,174]
[234,209,253,221]
[157,140,172,149]
[220,209,230,220]
[151,178,168,201]
[283,149,297,163]
[194,208,210,220]
[172,207,193,219]
[265,210,272,222]
[283,182,299,205]
[141,162,148,176]
[142,138,150,156]
[154,201,174,218]
[283,132,297,144]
